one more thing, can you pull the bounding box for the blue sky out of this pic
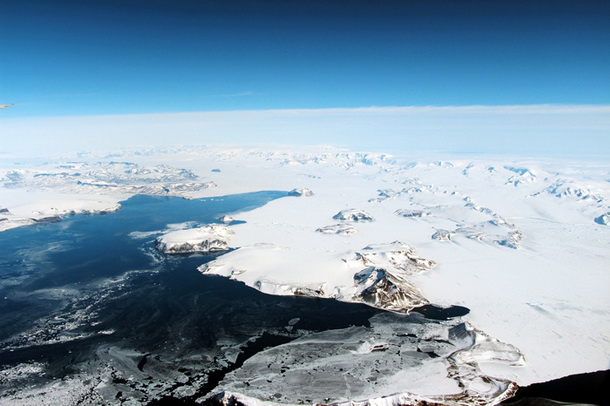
[2,0,609,117]
[0,1,609,156]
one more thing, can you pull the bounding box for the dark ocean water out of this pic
[0,192,386,402]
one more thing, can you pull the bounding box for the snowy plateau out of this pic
[0,145,609,406]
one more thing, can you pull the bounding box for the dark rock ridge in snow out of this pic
[350,242,436,312]
[333,209,374,222]
[395,209,431,218]
[368,188,401,202]
[432,229,455,241]
[353,267,429,311]
[32,216,62,224]
[368,184,435,203]
[288,187,314,197]
[316,224,357,235]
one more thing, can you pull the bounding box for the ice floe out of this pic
[214,313,524,405]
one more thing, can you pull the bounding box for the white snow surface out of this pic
[2,145,609,403]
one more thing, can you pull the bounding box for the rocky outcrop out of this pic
[349,242,437,313]
[333,209,373,222]
[155,225,233,254]
[353,267,429,312]
[32,216,62,224]
[288,187,314,197]
[394,209,431,218]
[432,229,454,241]
[315,224,357,235]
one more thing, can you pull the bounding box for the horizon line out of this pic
[2,103,610,120]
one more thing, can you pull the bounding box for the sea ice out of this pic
[215,313,523,405]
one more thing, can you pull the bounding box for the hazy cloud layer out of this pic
[1,105,609,158]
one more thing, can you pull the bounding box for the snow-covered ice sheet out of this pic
[1,145,609,404]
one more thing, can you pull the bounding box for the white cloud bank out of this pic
[1,104,609,158]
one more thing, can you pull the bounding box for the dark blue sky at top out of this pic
[1,0,609,117]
